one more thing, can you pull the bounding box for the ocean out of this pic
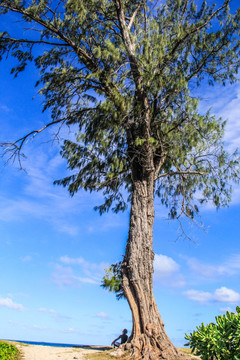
[8,340,85,348]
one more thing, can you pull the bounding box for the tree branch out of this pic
[0,3,97,70]
[96,169,129,191]
[0,108,95,169]
[0,2,127,115]
[0,118,66,169]
[155,170,208,181]
[113,0,142,86]
[128,4,141,30]
[1,36,69,47]
[170,1,230,57]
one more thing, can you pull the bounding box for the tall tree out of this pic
[1,0,240,358]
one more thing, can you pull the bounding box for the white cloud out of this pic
[0,297,24,311]
[153,254,185,288]
[183,290,212,303]
[214,287,240,303]
[184,286,240,304]
[154,254,179,278]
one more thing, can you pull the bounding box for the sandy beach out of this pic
[15,343,108,360]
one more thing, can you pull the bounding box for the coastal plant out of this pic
[1,1,240,359]
[0,341,20,360]
[185,306,240,359]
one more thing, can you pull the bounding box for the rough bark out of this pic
[121,144,187,359]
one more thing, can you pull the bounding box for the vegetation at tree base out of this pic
[0,341,20,360]
[1,0,240,359]
[185,306,240,360]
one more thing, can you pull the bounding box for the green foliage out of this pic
[101,262,125,300]
[0,0,240,225]
[0,341,19,360]
[185,306,240,359]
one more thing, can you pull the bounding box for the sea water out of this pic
[8,340,85,348]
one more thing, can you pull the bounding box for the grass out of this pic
[178,347,195,355]
[84,349,130,360]
[83,347,197,360]
[0,340,20,360]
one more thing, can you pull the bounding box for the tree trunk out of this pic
[121,169,184,359]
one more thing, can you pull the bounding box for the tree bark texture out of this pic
[121,151,184,359]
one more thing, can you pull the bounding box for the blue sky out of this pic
[1,2,240,348]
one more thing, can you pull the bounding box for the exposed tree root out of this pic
[110,344,197,360]
[111,336,197,360]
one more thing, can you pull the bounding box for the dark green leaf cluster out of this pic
[101,261,125,300]
[185,306,240,360]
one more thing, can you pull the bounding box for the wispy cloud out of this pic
[197,83,240,206]
[51,265,76,287]
[96,312,110,319]
[21,255,32,262]
[219,307,235,313]
[0,147,102,236]
[220,86,240,152]
[8,319,50,331]
[38,307,56,314]
[0,104,11,113]
[184,286,240,304]
[184,254,240,280]
[0,296,24,311]
[60,256,108,273]
[52,313,72,323]
[31,324,49,331]
[198,83,240,153]
[37,307,71,323]
[52,256,108,287]
[62,327,82,334]
[0,147,125,237]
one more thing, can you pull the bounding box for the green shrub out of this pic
[185,306,240,359]
[0,341,19,360]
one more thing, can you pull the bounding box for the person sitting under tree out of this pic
[111,329,128,348]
